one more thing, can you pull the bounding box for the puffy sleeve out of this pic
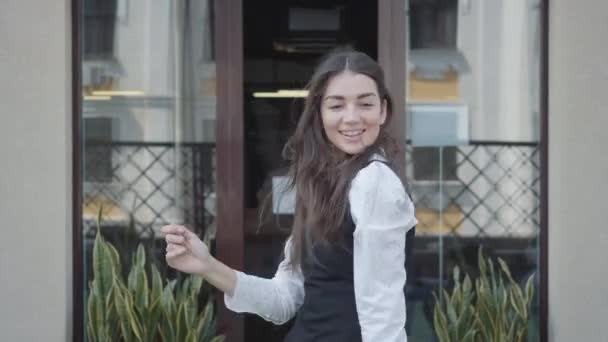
[224,238,305,325]
[349,161,417,341]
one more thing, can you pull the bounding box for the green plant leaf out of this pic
[92,234,113,320]
[176,277,187,302]
[525,272,536,305]
[433,293,450,342]
[158,327,168,342]
[478,246,487,276]
[488,258,497,295]
[161,281,177,341]
[511,282,526,319]
[160,316,175,342]
[197,300,215,341]
[476,297,496,338]
[148,266,164,338]
[126,291,144,341]
[472,311,489,342]
[104,279,115,306]
[453,266,461,285]
[114,285,134,342]
[186,296,198,331]
[177,302,188,340]
[461,328,477,342]
[135,244,146,269]
[87,288,99,340]
[190,274,204,297]
[133,265,149,310]
[517,327,527,342]
[107,242,123,282]
[498,258,514,283]
[151,264,163,303]
[146,297,162,336]
[454,306,474,340]
[87,323,97,342]
[446,296,458,326]
[506,315,517,341]
[186,330,197,342]
[162,282,177,319]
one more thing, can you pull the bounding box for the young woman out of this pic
[162,50,417,341]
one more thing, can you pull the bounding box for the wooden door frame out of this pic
[214,1,245,342]
[213,2,406,341]
[379,0,407,175]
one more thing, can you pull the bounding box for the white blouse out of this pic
[224,159,418,342]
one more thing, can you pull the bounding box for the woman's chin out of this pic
[335,143,366,156]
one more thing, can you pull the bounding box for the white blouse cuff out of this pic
[224,270,256,313]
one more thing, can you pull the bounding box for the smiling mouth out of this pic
[339,129,365,138]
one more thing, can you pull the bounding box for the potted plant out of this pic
[86,207,224,342]
[433,247,535,342]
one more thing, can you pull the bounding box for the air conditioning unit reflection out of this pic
[82,60,120,90]
[408,103,469,147]
[407,103,470,211]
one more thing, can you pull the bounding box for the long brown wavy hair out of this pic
[283,50,402,268]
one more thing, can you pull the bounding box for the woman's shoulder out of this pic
[348,155,415,230]
[351,155,404,195]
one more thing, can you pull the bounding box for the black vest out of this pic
[284,214,362,342]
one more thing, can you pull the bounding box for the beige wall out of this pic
[0,1,72,341]
[549,0,608,340]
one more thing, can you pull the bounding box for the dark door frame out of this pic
[71,0,83,339]
[71,0,549,341]
[379,0,407,174]
[214,2,405,340]
[214,0,245,341]
[540,1,550,341]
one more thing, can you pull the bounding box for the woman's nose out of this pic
[342,104,360,123]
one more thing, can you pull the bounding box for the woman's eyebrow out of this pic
[357,92,377,99]
[323,93,378,102]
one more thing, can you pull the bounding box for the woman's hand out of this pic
[161,224,211,276]
[161,224,238,296]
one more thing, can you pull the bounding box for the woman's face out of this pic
[320,70,387,155]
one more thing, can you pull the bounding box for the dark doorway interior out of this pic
[242,0,378,340]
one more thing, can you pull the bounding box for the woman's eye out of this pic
[361,103,373,107]
[329,105,343,110]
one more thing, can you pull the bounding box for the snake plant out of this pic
[433,247,536,342]
[86,207,224,342]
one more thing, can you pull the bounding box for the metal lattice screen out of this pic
[405,142,540,238]
[83,141,539,241]
[83,141,216,240]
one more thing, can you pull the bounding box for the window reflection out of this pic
[80,1,217,340]
[405,1,541,340]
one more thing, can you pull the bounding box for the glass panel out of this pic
[80,1,216,340]
[405,0,541,340]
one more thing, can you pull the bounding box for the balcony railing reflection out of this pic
[406,141,540,239]
[83,141,216,240]
[83,140,539,242]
